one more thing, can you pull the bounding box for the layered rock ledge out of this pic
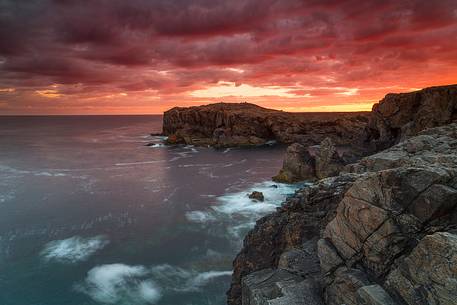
[274,84,457,182]
[162,102,369,148]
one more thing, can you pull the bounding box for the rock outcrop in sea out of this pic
[162,102,369,148]
[226,85,457,305]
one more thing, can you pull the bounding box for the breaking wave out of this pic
[149,264,232,292]
[41,235,109,263]
[77,264,161,304]
[186,181,303,240]
[77,263,231,304]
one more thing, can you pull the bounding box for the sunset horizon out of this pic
[1,0,456,115]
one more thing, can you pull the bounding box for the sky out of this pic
[0,0,456,115]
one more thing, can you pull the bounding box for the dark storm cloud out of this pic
[0,0,456,113]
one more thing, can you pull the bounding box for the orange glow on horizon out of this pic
[1,0,456,115]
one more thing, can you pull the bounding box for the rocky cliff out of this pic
[369,84,457,150]
[274,85,457,182]
[228,123,457,305]
[162,102,369,148]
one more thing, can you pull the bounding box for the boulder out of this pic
[273,143,315,183]
[273,138,349,183]
[248,191,264,202]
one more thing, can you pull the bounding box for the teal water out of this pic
[0,116,298,305]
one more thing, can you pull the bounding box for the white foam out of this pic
[185,211,217,223]
[265,140,277,146]
[213,181,300,217]
[147,143,166,148]
[138,280,161,302]
[41,235,109,263]
[185,181,303,241]
[148,264,231,292]
[115,160,163,166]
[35,171,67,177]
[188,271,232,289]
[78,264,161,304]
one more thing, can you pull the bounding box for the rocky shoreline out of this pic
[162,102,370,148]
[228,122,457,305]
[161,84,457,305]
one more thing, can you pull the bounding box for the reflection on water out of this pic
[0,115,299,305]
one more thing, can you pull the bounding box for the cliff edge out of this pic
[274,85,457,182]
[162,102,369,148]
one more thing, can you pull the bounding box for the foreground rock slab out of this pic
[229,122,457,305]
[386,232,457,305]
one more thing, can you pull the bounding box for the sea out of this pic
[0,115,301,305]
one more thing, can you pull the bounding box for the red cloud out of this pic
[0,0,456,114]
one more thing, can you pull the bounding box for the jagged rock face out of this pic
[273,85,457,182]
[314,138,347,179]
[324,165,457,278]
[319,124,457,305]
[272,143,316,183]
[273,138,353,183]
[230,123,457,305]
[162,102,369,147]
[347,123,457,174]
[369,84,457,149]
[227,174,359,305]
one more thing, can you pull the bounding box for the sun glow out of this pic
[35,90,62,98]
[190,82,310,98]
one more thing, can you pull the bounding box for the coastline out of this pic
[159,84,457,305]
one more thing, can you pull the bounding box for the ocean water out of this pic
[0,116,300,305]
